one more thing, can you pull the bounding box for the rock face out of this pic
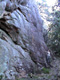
[0,0,48,79]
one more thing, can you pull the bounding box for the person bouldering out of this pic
[46,50,52,67]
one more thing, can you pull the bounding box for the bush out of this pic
[42,67,50,74]
[48,10,60,56]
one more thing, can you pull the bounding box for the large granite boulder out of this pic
[0,0,48,79]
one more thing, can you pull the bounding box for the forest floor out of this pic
[19,57,60,80]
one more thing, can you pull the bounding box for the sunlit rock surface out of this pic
[0,0,48,79]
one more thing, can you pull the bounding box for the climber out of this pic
[46,50,52,67]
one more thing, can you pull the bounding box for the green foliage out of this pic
[0,75,3,80]
[47,75,51,79]
[42,68,50,74]
[48,10,60,55]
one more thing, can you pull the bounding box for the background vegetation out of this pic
[47,0,60,56]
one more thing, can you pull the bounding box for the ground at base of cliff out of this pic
[17,57,60,80]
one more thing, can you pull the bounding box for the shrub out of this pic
[42,67,50,74]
